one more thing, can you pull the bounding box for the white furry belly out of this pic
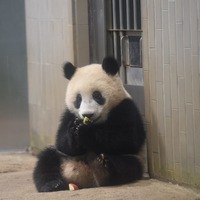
[61,160,95,188]
[62,161,80,179]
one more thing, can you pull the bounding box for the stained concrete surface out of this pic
[0,153,199,200]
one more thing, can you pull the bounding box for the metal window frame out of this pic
[106,0,142,83]
[88,0,143,78]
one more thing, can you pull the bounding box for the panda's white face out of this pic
[65,64,131,123]
[73,90,105,122]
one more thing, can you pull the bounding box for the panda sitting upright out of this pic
[33,57,146,192]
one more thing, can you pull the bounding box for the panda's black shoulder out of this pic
[108,98,143,123]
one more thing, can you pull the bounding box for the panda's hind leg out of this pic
[33,147,67,192]
[96,154,143,186]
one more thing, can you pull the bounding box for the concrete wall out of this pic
[0,0,29,152]
[25,0,90,152]
[142,0,200,187]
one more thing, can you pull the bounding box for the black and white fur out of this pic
[33,57,146,192]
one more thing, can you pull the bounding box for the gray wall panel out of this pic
[142,0,200,188]
[25,0,84,152]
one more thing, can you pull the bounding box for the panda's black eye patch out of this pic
[92,91,105,105]
[74,93,82,109]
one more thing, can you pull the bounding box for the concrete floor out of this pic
[0,153,199,200]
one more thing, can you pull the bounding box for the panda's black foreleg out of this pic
[97,154,143,186]
[33,147,67,192]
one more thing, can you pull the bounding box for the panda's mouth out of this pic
[83,116,92,125]
[79,116,101,125]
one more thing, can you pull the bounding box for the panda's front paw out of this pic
[73,118,91,134]
[96,154,109,168]
[72,118,84,136]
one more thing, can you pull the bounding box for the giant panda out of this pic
[33,57,146,192]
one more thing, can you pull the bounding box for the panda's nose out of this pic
[82,113,94,119]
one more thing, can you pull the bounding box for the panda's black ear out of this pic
[102,56,120,76]
[63,62,76,80]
